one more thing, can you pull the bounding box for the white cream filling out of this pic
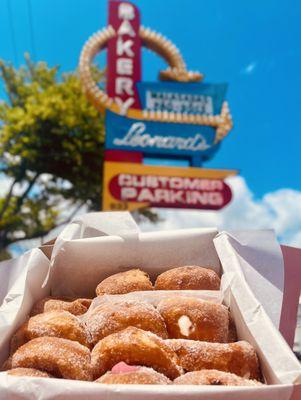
[178,315,194,336]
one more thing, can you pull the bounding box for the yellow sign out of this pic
[103,161,238,212]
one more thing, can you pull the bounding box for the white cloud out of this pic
[139,176,301,248]
[241,61,257,75]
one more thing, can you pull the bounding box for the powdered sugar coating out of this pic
[166,339,261,380]
[96,365,171,384]
[86,299,168,345]
[95,269,153,296]
[174,369,263,386]
[30,297,92,316]
[7,368,53,378]
[10,310,90,354]
[155,266,220,291]
[91,327,183,380]
[11,336,93,381]
[158,297,229,342]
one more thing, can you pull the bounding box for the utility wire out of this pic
[6,0,18,65]
[27,0,36,60]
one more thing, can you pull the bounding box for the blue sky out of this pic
[0,0,300,199]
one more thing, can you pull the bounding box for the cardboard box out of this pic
[0,212,300,399]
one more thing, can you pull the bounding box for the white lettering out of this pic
[115,173,227,208]
[205,97,213,115]
[170,190,185,203]
[116,58,134,75]
[169,177,183,190]
[156,176,170,188]
[154,189,170,203]
[121,187,137,200]
[118,3,135,20]
[115,97,135,115]
[113,122,211,152]
[118,20,136,37]
[117,186,224,207]
[117,37,134,57]
[116,77,134,95]
[146,90,215,115]
[147,176,158,188]
[209,192,223,206]
[181,178,200,190]
[137,188,155,202]
[118,174,132,186]
[190,191,223,206]
[112,3,136,114]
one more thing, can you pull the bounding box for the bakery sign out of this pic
[103,160,237,211]
[79,0,236,212]
[79,0,233,167]
[105,81,228,163]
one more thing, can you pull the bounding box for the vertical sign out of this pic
[107,0,142,113]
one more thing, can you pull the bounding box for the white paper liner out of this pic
[0,376,294,400]
[0,248,50,363]
[215,230,284,327]
[50,226,220,297]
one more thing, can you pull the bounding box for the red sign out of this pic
[107,0,142,112]
[108,171,232,210]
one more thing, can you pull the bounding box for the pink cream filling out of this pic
[111,362,140,374]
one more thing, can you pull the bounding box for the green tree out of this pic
[0,55,157,259]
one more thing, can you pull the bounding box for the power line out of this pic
[27,0,36,60]
[6,0,18,65]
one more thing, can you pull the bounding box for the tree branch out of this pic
[15,172,40,212]
[3,202,85,248]
[0,177,18,220]
[0,62,15,105]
